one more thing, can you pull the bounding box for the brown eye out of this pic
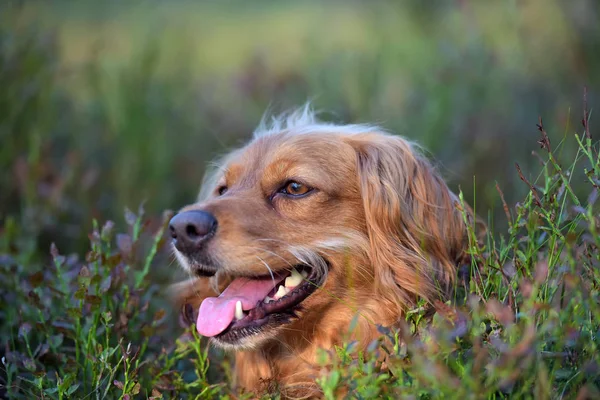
[217,186,228,196]
[281,181,311,196]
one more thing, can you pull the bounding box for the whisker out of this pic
[239,242,295,269]
[212,272,221,295]
[256,255,276,286]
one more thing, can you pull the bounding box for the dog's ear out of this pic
[350,133,471,312]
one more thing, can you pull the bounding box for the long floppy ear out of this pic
[350,132,471,312]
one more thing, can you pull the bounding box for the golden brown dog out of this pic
[169,107,471,398]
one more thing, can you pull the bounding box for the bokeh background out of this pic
[1,0,599,268]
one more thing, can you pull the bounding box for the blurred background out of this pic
[1,0,599,265]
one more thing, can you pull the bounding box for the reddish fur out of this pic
[170,127,472,398]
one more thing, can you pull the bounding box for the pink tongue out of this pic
[196,275,285,337]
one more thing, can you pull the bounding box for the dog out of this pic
[169,107,472,398]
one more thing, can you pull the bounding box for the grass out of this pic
[1,205,233,399]
[2,0,599,246]
[1,1,600,398]
[2,93,600,398]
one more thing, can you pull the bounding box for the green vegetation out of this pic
[1,1,599,398]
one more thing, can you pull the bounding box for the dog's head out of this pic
[170,108,470,349]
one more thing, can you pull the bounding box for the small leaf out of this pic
[67,308,82,319]
[35,344,50,358]
[100,275,112,292]
[102,311,113,323]
[66,383,80,396]
[19,323,32,340]
[367,339,380,353]
[50,243,66,265]
[101,221,115,242]
[85,295,102,307]
[91,274,102,286]
[131,382,141,395]
[88,230,101,247]
[50,243,59,258]
[86,251,100,263]
[23,357,36,371]
[28,291,43,308]
[534,260,549,284]
[520,279,533,298]
[113,380,124,390]
[434,300,458,323]
[78,267,91,286]
[48,334,64,348]
[572,206,587,215]
[74,287,86,300]
[486,299,514,325]
[79,266,91,278]
[106,253,122,269]
[117,234,133,257]
[124,208,137,227]
[28,271,44,288]
[141,325,153,337]
[565,232,578,246]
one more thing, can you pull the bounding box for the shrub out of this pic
[315,96,600,399]
[1,4,599,397]
[2,94,599,399]
[0,205,230,398]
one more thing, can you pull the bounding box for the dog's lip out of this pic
[184,257,218,277]
[194,268,217,277]
[178,267,311,327]
[211,264,325,341]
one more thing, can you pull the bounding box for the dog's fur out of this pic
[170,107,472,398]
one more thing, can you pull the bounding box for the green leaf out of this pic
[74,286,86,300]
[66,383,80,396]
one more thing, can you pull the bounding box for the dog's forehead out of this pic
[220,133,356,190]
[235,132,355,170]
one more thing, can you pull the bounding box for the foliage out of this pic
[3,93,599,398]
[2,1,600,399]
[315,102,600,398]
[1,1,599,255]
[0,205,230,398]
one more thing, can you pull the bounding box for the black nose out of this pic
[169,210,217,254]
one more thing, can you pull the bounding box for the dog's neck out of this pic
[233,298,393,398]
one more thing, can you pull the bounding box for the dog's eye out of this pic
[217,186,228,196]
[280,181,311,196]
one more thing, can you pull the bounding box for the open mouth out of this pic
[195,265,324,345]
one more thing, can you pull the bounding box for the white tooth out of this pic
[285,268,304,288]
[274,285,290,299]
[264,296,274,304]
[300,270,308,278]
[235,300,244,320]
